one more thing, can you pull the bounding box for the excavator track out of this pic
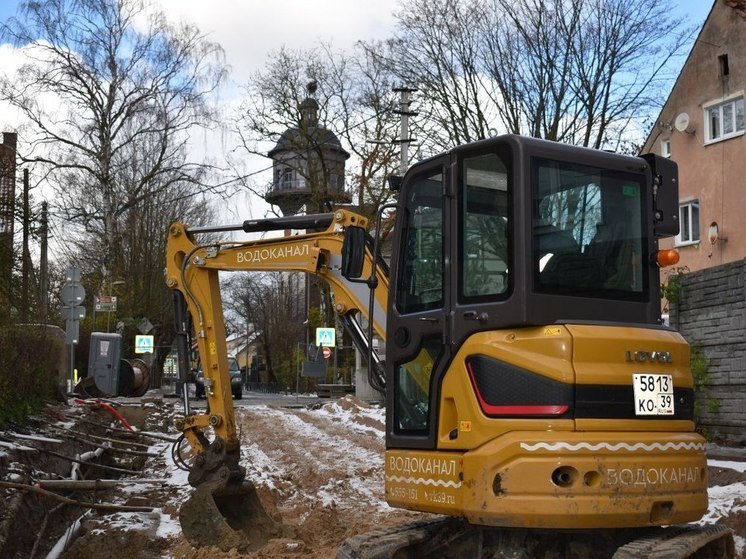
[611,524,735,559]
[337,518,736,559]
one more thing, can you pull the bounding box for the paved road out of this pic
[160,385,328,409]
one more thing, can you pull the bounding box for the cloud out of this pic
[153,0,398,82]
[0,43,28,130]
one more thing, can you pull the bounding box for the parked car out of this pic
[194,357,242,399]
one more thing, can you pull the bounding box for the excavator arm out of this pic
[165,209,386,460]
[164,209,387,549]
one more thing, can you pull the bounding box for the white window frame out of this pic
[660,138,671,158]
[675,200,700,247]
[703,92,745,144]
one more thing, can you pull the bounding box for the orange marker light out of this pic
[657,249,680,267]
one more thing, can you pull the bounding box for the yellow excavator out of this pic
[165,135,735,557]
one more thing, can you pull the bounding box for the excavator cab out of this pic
[377,136,712,538]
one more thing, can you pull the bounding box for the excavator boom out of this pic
[164,209,386,549]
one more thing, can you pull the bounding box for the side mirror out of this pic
[342,226,366,280]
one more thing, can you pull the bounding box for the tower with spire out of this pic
[266,83,351,216]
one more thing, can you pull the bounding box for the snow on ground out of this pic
[238,402,392,515]
[709,459,746,473]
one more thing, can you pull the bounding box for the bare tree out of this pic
[322,43,401,217]
[367,0,494,152]
[369,0,694,150]
[224,271,305,388]
[0,0,228,282]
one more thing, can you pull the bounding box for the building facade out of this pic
[642,0,746,273]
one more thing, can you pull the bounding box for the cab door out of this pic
[386,143,518,450]
[386,157,451,450]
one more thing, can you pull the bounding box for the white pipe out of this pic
[44,510,92,559]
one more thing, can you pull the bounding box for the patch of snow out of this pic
[708,459,746,473]
[315,400,385,439]
[734,534,745,558]
[697,481,746,525]
[243,440,285,493]
[0,440,37,452]
[156,509,183,538]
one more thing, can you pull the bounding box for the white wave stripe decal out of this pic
[520,441,706,453]
[386,475,462,489]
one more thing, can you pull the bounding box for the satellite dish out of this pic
[674,112,692,133]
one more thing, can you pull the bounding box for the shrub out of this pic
[0,325,65,426]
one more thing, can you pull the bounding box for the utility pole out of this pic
[39,201,48,321]
[393,87,418,176]
[21,169,31,322]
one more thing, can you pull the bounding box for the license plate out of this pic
[633,374,674,416]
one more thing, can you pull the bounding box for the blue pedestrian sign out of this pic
[315,327,336,347]
[135,335,154,354]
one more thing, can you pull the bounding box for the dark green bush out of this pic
[0,325,65,426]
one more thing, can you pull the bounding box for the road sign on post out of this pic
[315,327,336,347]
[94,295,117,312]
[61,305,86,321]
[322,346,332,359]
[135,334,154,354]
[65,319,80,344]
[61,282,86,306]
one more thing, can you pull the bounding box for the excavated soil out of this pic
[1,395,745,558]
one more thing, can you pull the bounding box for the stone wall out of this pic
[669,259,746,442]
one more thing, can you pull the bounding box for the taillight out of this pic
[466,356,571,417]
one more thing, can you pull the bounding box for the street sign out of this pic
[135,334,154,354]
[322,346,332,359]
[315,327,336,347]
[65,267,81,282]
[65,319,80,344]
[60,282,86,306]
[61,305,86,321]
[95,295,117,312]
[137,317,154,334]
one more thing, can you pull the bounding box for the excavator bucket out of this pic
[179,476,292,552]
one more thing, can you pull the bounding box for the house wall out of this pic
[669,259,746,442]
[643,1,746,274]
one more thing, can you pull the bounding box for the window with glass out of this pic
[460,153,510,300]
[705,95,745,143]
[395,169,444,314]
[394,339,442,433]
[661,139,671,158]
[281,168,294,189]
[533,158,647,298]
[676,201,700,246]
